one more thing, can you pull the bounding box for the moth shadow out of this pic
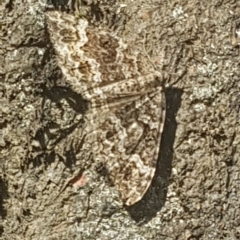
[28,86,88,168]
[0,176,8,236]
[42,86,88,115]
[126,87,183,224]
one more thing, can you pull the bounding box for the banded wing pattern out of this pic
[46,11,165,205]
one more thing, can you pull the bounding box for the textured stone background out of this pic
[0,0,240,239]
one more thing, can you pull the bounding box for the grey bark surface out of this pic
[0,0,240,239]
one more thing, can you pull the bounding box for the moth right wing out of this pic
[86,84,165,206]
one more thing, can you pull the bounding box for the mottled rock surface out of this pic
[0,0,240,239]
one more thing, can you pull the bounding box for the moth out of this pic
[46,11,165,206]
